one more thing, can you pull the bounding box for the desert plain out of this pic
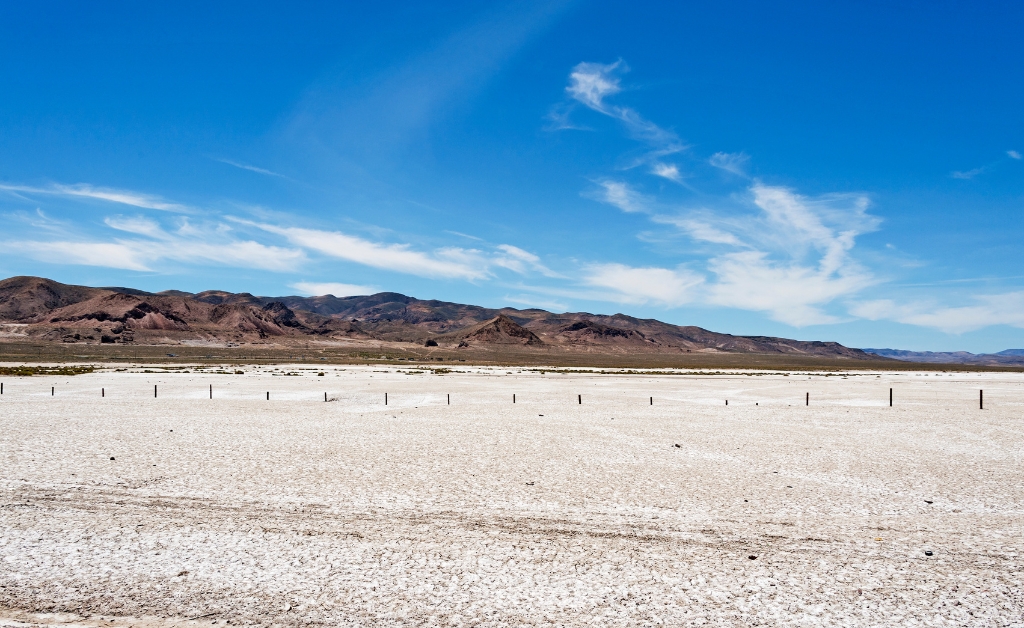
[0,364,1022,627]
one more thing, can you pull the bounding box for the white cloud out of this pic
[4,218,306,274]
[709,152,750,176]
[168,241,305,271]
[104,215,168,239]
[591,180,648,213]
[583,263,703,306]
[493,244,561,277]
[654,184,878,325]
[217,158,286,178]
[661,217,744,246]
[290,281,376,297]
[565,61,681,149]
[566,60,623,110]
[249,222,489,280]
[707,251,873,326]
[0,183,190,212]
[651,163,683,183]
[851,292,1024,334]
[1008,150,1022,160]
[9,241,154,272]
[951,167,985,180]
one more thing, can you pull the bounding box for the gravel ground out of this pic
[0,365,1022,627]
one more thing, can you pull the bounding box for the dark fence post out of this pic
[806,392,809,406]
[889,388,892,407]
[578,394,581,405]
[980,389,983,410]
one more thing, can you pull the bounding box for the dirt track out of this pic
[1,366,1022,626]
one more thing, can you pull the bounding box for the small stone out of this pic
[674,444,681,448]
[924,500,933,504]
[924,550,933,556]
[748,555,757,560]
[110,457,115,460]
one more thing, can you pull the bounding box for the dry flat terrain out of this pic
[0,365,1022,627]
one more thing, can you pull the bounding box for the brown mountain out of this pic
[441,314,544,347]
[0,276,879,359]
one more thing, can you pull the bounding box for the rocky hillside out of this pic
[0,276,880,359]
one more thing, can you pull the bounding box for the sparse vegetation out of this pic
[0,365,95,376]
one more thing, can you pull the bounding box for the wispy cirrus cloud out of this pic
[247,221,489,280]
[583,263,703,307]
[590,179,880,324]
[0,182,191,212]
[216,158,286,178]
[851,292,1024,334]
[1008,150,1022,160]
[951,167,986,180]
[698,184,878,325]
[588,180,649,213]
[709,152,750,176]
[7,237,304,273]
[494,244,562,277]
[651,163,683,183]
[564,61,685,155]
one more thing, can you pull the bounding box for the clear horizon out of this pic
[1,2,1022,353]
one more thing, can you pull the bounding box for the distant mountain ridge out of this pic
[863,348,1024,367]
[0,276,881,359]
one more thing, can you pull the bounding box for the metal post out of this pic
[447,394,450,405]
[325,392,327,402]
[210,384,212,399]
[513,394,516,404]
[725,400,728,406]
[155,384,158,398]
[980,389,983,410]
[102,388,104,398]
[385,392,387,405]
[52,386,54,396]
[806,392,809,406]
[650,396,652,405]
[578,394,581,405]
[889,388,892,407]
[266,391,269,400]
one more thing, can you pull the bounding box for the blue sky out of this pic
[1,1,1023,352]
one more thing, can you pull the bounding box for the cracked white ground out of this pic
[0,365,1021,626]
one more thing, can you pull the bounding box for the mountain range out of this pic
[862,348,1024,367]
[0,276,880,360]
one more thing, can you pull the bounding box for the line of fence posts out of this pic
[0,381,994,410]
